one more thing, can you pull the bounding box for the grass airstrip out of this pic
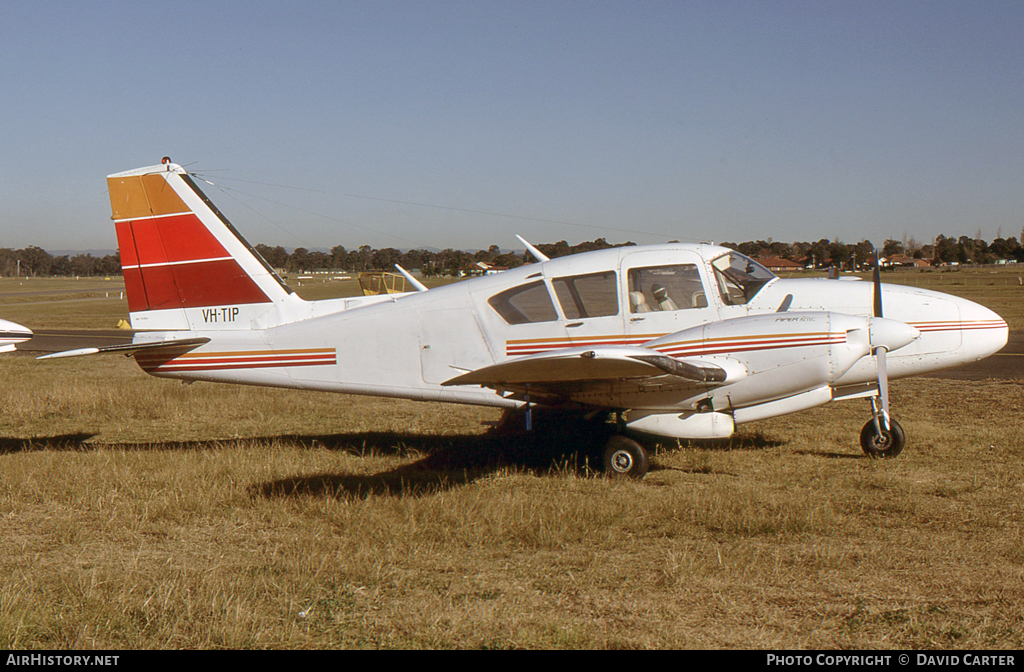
[0,267,1021,649]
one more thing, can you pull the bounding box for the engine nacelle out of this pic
[646,311,917,412]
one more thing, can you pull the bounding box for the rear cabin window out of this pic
[627,264,707,313]
[488,281,558,325]
[552,271,619,319]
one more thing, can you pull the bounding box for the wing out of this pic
[442,345,733,407]
[36,337,210,360]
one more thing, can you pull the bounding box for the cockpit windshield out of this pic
[711,252,776,305]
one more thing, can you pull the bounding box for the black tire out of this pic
[859,418,906,459]
[602,435,649,479]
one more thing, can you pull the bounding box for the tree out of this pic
[255,244,289,269]
[882,239,904,258]
[286,247,309,272]
[352,245,373,272]
[491,252,524,269]
[371,248,401,270]
[957,235,976,264]
[98,255,122,275]
[16,246,53,276]
[852,240,875,268]
[435,248,473,275]
[330,245,349,269]
[537,240,571,259]
[800,239,831,269]
[306,250,331,270]
[827,241,850,269]
[933,235,959,263]
[401,248,424,270]
[51,255,72,276]
[989,237,1020,261]
[70,254,99,276]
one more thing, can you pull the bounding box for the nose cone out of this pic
[869,317,920,352]
[877,283,1009,372]
[955,297,1008,362]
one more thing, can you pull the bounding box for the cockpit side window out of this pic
[552,271,619,319]
[488,280,558,325]
[627,264,707,313]
[711,252,776,305]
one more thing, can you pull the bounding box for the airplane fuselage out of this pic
[132,243,1007,437]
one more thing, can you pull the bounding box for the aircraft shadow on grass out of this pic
[0,433,97,454]
[0,426,785,500]
[255,428,788,500]
[258,430,608,500]
[792,449,864,460]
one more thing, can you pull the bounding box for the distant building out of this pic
[757,256,804,272]
[464,261,510,277]
[884,255,931,268]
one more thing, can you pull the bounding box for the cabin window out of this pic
[711,252,775,305]
[627,264,707,313]
[552,271,619,319]
[488,281,558,325]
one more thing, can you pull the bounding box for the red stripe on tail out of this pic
[116,215,271,311]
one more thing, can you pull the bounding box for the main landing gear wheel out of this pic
[602,435,649,480]
[859,418,906,459]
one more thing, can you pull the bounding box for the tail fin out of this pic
[108,160,293,330]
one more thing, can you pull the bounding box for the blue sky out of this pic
[2,0,1022,253]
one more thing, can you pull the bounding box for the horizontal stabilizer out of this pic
[37,337,210,360]
[442,345,727,387]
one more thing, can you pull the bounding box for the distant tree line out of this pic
[720,233,1024,269]
[0,246,122,277]
[252,238,632,277]
[3,232,1022,278]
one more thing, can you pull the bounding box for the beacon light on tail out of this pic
[40,159,1009,478]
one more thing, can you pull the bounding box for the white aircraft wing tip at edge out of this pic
[36,337,211,361]
[37,347,102,360]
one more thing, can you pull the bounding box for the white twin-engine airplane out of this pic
[0,319,32,353]
[43,159,1008,478]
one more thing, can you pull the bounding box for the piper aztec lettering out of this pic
[41,159,1008,479]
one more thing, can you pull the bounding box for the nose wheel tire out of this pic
[859,418,906,459]
[602,435,649,479]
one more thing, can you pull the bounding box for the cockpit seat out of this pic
[629,291,652,313]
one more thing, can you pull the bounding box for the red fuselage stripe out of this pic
[137,349,336,372]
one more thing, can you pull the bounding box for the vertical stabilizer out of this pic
[109,160,293,330]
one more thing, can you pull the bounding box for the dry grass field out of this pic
[0,268,1021,649]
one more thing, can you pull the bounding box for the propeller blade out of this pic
[873,250,883,318]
